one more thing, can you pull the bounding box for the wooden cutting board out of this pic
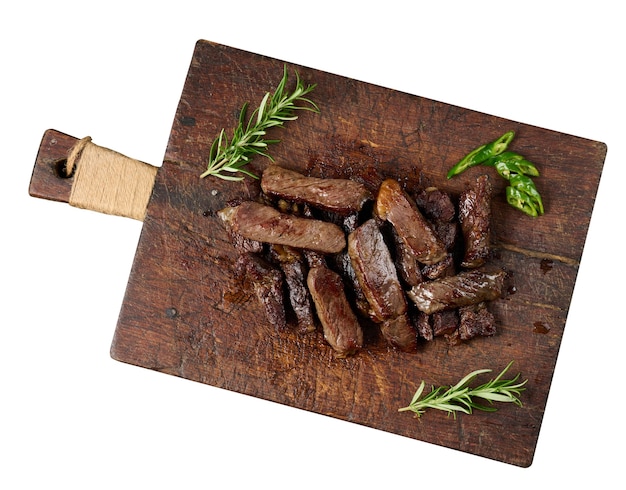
[29,40,607,467]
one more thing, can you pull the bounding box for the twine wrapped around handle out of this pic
[66,137,158,221]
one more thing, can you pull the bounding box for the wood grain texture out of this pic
[29,130,77,204]
[98,40,603,467]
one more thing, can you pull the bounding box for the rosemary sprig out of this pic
[398,361,527,419]
[200,65,319,181]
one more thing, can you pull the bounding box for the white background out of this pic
[2,1,623,487]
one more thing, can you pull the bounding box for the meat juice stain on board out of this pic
[532,260,553,333]
[533,322,551,334]
[304,138,423,193]
[540,258,554,274]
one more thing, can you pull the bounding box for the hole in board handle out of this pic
[53,158,74,179]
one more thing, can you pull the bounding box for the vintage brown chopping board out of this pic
[29,40,606,467]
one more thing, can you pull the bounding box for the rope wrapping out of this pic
[67,137,157,221]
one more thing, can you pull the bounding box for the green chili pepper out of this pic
[484,151,540,179]
[446,130,515,179]
[509,174,544,215]
[505,187,538,217]
[445,130,545,217]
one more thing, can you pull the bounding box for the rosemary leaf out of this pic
[201,65,319,181]
[398,361,527,419]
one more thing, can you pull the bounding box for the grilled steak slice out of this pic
[375,179,446,265]
[269,245,316,334]
[300,204,329,269]
[459,174,493,268]
[432,220,460,253]
[414,187,459,252]
[421,253,455,280]
[407,268,506,315]
[302,248,326,269]
[413,310,434,341]
[235,253,286,329]
[218,202,264,254]
[325,212,371,316]
[458,302,496,340]
[332,250,371,317]
[414,187,456,223]
[390,226,423,287]
[261,165,373,215]
[218,201,345,254]
[411,309,459,340]
[221,228,263,254]
[432,309,459,337]
[307,265,363,357]
[380,314,417,352]
[348,219,407,322]
[348,219,416,351]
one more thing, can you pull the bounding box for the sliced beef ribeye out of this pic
[375,178,447,265]
[218,201,345,254]
[235,253,286,329]
[261,165,372,215]
[348,219,417,351]
[407,268,505,315]
[307,265,364,357]
[459,174,493,269]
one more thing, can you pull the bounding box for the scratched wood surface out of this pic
[32,40,607,467]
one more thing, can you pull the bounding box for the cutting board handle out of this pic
[29,129,157,221]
